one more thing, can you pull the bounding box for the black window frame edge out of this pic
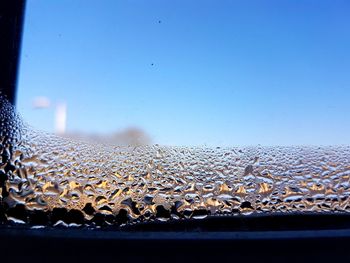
[1,1,350,261]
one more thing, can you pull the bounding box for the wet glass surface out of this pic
[1,95,350,228]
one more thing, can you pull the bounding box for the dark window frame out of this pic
[1,1,350,261]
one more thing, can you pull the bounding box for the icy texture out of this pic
[1,95,350,226]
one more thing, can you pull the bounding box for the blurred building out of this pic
[64,127,151,146]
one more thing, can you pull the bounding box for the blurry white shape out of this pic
[32,96,51,109]
[55,103,67,135]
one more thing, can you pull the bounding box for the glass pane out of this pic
[1,0,350,227]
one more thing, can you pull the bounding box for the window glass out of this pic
[1,0,349,227]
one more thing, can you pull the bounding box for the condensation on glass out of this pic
[1,95,350,227]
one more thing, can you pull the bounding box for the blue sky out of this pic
[17,0,350,146]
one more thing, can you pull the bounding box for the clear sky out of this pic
[17,0,350,146]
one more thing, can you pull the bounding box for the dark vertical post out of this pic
[0,0,26,105]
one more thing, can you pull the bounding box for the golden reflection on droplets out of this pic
[1,95,350,226]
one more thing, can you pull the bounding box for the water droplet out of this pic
[1,94,350,227]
